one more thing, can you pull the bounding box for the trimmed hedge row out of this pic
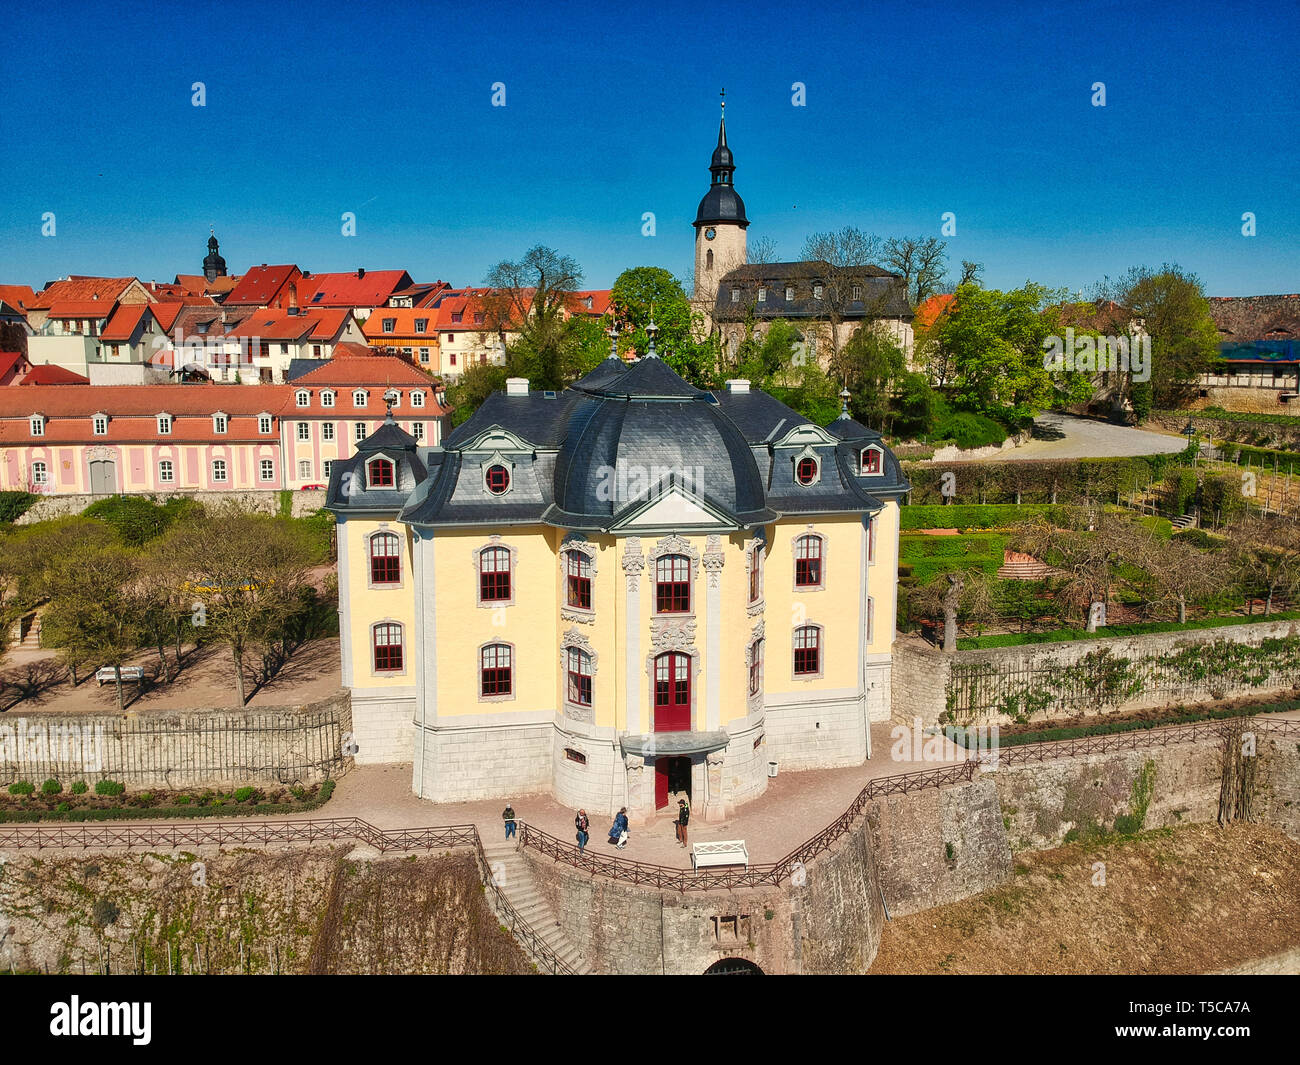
[900,503,1080,530]
[0,779,336,823]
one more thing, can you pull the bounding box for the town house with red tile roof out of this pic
[222,308,366,383]
[221,265,304,308]
[280,353,451,489]
[294,269,414,319]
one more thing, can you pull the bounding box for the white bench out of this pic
[95,666,143,686]
[691,840,749,871]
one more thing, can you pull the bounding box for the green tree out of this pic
[1119,265,1219,408]
[839,326,905,432]
[447,362,509,427]
[610,266,718,386]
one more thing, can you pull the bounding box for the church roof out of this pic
[694,114,749,229]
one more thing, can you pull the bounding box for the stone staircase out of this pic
[995,550,1057,581]
[480,838,592,975]
[1170,513,1197,531]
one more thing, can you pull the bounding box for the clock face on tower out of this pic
[704,227,716,241]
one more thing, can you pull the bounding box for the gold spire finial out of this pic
[720,87,725,114]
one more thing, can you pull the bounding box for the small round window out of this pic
[486,464,510,495]
[796,457,818,486]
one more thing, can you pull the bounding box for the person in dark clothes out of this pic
[608,807,629,847]
[502,802,516,839]
[676,798,690,847]
[575,809,589,853]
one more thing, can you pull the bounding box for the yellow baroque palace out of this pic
[327,354,907,822]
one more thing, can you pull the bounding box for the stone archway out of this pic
[703,957,764,975]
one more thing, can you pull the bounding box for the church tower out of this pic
[203,229,228,283]
[692,95,748,318]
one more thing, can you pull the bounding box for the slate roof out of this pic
[713,261,912,322]
[1209,295,1300,341]
[325,414,427,514]
[329,355,907,532]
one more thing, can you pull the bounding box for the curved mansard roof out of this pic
[326,356,909,531]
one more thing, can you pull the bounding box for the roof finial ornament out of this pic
[838,385,852,420]
[383,387,398,422]
[720,87,725,115]
[644,308,659,360]
[606,319,620,360]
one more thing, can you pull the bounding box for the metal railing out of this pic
[518,761,978,892]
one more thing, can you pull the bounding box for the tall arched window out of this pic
[481,643,513,696]
[794,535,822,588]
[479,546,511,602]
[748,543,763,603]
[793,625,821,676]
[655,555,691,614]
[566,647,593,706]
[373,623,403,672]
[367,458,394,487]
[749,637,764,696]
[566,549,592,610]
[370,531,401,584]
[706,248,714,270]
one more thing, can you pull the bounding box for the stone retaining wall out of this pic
[17,488,326,525]
[894,618,1300,728]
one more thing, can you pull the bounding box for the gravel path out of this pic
[985,413,1187,461]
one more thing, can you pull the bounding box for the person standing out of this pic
[676,798,690,848]
[575,809,589,853]
[503,802,516,839]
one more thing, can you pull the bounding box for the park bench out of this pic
[95,666,143,686]
[691,840,749,871]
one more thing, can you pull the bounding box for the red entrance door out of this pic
[655,760,669,810]
[654,652,691,732]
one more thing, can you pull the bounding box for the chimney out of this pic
[726,379,751,394]
[505,377,529,396]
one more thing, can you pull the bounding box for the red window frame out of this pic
[794,626,820,676]
[795,535,822,587]
[567,647,592,706]
[486,464,510,495]
[481,643,512,696]
[370,532,401,584]
[655,555,691,614]
[479,546,511,602]
[368,458,394,487]
[749,638,763,696]
[566,550,592,610]
[373,623,403,672]
[796,456,818,485]
[861,447,882,475]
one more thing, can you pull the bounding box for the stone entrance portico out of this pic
[621,730,732,825]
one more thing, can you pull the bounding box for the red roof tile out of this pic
[225,308,352,341]
[0,352,28,378]
[296,270,414,309]
[99,303,152,341]
[18,365,89,385]
[45,299,118,318]
[223,265,302,306]
[30,277,142,310]
[0,285,37,312]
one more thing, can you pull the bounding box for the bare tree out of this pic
[800,226,886,364]
[884,236,949,307]
[1229,513,1300,615]
[748,236,780,265]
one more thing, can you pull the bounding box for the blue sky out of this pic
[1,0,1295,297]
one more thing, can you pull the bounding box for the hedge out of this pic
[0,491,38,524]
[1160,407,1300,427]
[955,609,1300,649]
[900,503,1080,530]
[0,779,336,823]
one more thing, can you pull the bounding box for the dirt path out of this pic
[869,821,1300,974]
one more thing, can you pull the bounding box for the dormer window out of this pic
[258,414,273,434]
[731,289,740,303]
[813,285,824,300]
[353,390,368,407]
[486,464,510,495]
[213,413,228,434]
[414,318,427,334]
[785,286,795,302]
[367,458,395,488]
[795,455,819,486]
[157,414,172,435]
[860,446,883,475]
[852,285,862,300]
[92,414,108,436]
[451,311,463,324]
[29,415,44,437]
[757,287,767,303]
[321,391,336,408]
[295,390,310,407]
[411,391,425,409]
[474,311,484,325]
[382,318,396,333]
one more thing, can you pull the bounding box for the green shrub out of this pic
[40,779,61,796]
[94,780,125,797]
[8,781,35,796]
[82,495,202,546]
[901,504,1079,531]
[233,786,258,803]
[70,781,88,795]
[955,609,1300,649]
[55,802,71,812]
[0,491,38,524]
